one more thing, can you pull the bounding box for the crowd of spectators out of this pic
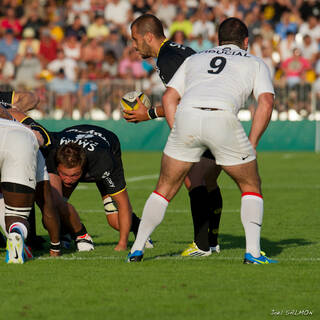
[0,0,320,120]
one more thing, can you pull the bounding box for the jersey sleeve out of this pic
[253,59,275,100]
[167,58,188,98]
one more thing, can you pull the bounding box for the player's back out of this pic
[174,44,270,114]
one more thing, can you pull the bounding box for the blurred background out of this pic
[0,0,320,123]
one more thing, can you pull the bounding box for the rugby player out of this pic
[8,109,153,251]
[124,14,222,256]
[0,91,56,250]
[128,17,277,264]
[0,109,60,263]
[0,106,61,259]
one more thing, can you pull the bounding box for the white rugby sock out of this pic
[241,192,263,258]
[130,191,169,253]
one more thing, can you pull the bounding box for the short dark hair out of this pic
[218,17,249,47]
[55,143,87,169]
[131,14,165,38]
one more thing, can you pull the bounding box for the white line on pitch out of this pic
[36,255,320,262]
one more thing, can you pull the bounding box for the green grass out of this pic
[0,152,319,320]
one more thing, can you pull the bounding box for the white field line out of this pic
[36,255,320,262]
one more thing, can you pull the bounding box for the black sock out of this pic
[130,212,141,237]
[71,224,87,239]
[208,187,223,247]
[189,186,210,251]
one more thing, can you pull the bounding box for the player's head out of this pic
[55,143,86,187]
[131,14,165,58]
[218,17,249,49]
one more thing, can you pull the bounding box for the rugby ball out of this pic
[120,91,151,111]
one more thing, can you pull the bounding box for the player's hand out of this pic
[123,97,150,123]
[114,242,127,251]
[49,249,61,257]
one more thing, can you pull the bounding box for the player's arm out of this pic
[248,92,274,149]
[35,180,61,256]
[162,87,181,129]
[109,189,132,251]
[0,106,13,120]
[12,91,40,112]
[123,98,165,123]
[48,173,84,235]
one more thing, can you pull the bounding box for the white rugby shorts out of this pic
[164,108,256,166]
[0,123,39,189]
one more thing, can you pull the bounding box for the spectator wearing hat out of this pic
[0,29,19,62]
[17,28,40,58]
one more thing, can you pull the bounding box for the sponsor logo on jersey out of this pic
[102,171,115,187]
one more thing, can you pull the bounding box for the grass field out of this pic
[0,151,319,320]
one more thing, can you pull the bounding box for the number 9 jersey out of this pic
[167,44,274,115]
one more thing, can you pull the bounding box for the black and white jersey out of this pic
[156,40,195,86]
[20,119,126,197]
[45,125,126,197]
[0,91,14,109]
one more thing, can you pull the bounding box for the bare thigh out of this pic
[156,154,194,200]
[221,159,261,194]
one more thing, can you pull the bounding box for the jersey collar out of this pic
[157,38,168,57]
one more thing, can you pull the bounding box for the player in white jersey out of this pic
[128,17,277,264]
[0,110,61,261]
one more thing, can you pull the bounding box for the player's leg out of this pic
[2,184,35,263]
[222,160,277,264]
[129,154,193,259]
[204,159,223,252]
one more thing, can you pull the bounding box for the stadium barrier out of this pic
[39,118,319,152]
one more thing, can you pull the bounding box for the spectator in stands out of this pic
[102,50,119,78]
[104,0,131,27]
[154,0,177,29]
[80,38,104,65]
[281,47,312,88]
[39,28,58,66]
[275,11,298,40]
[188,34,213,52]
[65,15,87,42]
[118,47,146,79]
[47,49,78,82]
[17,28,40,58]
[87,13,109,41]
[169,10,193,39]
[21,8,45,38]
[191,9,216,43]
[77,68,98,118]
[279,31,297,62]
[298,34,319,66]
[14,46,42,90]
[103,29,125,60]
[67,0,91,27]
[170,30,188,45]
[62,34,81,61]
[0,7,23,37]
[48,68,77,118]
[132,0,152,17]
[298,14,320,43]
[0,53,15,83]
[0,29,19,62]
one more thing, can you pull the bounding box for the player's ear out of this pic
[244,37,249,51]
[144,32,153,43]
